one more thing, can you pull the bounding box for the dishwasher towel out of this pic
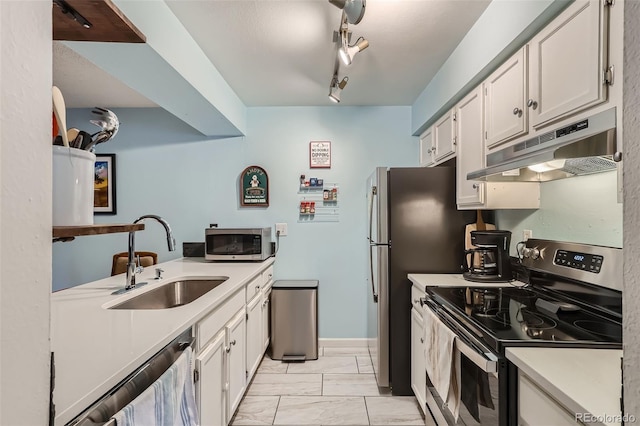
[422,305,461,421]
[112,347,198,426]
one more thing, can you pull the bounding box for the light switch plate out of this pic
[275,223,288,236]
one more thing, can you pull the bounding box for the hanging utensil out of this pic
[52,86,69,147]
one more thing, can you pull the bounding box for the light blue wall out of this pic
[496,171,623,253]
[53,106,416,338]
[411,0,571,135]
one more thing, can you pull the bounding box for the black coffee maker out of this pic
[463,230,512,283]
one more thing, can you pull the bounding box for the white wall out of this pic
[53,106,416,338]
[0,1,51,424]
[496,171,623,252]
[623,0,640,417]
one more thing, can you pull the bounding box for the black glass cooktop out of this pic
[427,285,622,353]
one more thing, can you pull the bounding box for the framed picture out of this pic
[309,141,331,168]
[94,154,116,214]
[240,165,269,207]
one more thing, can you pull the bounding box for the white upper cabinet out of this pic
[433,108,456,163]
[528,0,608,129]
[484,46,528,149]
[419,126,435,167]
[456,87,485,207]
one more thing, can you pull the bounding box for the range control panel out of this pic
[554,249,603,273]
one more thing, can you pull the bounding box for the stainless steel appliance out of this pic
[467,107,620,182]
[205,227,272,261]
[463,230,512,283]
[367,166,475,394]
[421,239,622,425]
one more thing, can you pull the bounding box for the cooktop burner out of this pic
[427,285,622,353]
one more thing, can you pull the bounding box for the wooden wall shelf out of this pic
[53,223,144,242]
[53,0,146,43]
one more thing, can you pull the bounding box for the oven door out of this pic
[422,298,504,426]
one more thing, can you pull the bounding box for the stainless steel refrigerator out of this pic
[366,166,474,395]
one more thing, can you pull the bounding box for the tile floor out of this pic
[230,347,430,426]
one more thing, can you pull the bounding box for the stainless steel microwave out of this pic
[205,227,272,261]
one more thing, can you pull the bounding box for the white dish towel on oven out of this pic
[111,346,199,426]
[422,304,462,421]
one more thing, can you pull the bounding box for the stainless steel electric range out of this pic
[421,239,623,426]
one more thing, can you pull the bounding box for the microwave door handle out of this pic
[369,245,378,303]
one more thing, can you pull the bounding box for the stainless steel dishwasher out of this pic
[269,280,318,361]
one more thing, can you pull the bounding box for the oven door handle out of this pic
[421,297,498,374]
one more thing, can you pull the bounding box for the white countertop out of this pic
[408,273,527,289]
[506,347,623,426]
[51,257,274,425]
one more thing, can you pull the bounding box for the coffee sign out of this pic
[309,141,331,168]
[240,165,269,207]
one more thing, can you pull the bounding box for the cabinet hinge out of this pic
[246,313,249,320]
[604,65,614,86]
[485,131,488,140]
[452,113,457,121]
[246,370,249,379]
[194,369,200,383]
[604,0,614,7]
[452,137,457,146]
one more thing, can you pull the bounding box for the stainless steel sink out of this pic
[109,277,228,310]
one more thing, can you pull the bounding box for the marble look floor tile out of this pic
[286,356,358,374]
[365,396,424,425]
[274,396,369,425]
[257,356,289,373]
[247,373,322,396]
[323,347,370,357]
[323,374,383,396]
[231,396,280,425]
[356,356,373,373]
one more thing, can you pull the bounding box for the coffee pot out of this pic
[463,230,512,283]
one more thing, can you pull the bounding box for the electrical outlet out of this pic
[523,230,533,241]
[275,223,288,236]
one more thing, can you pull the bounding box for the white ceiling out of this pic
[54,0,491,108]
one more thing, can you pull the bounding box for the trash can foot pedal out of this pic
[282,355,306,362]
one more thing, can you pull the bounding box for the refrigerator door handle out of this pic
[368,185,376,243]
[369,245,378,303]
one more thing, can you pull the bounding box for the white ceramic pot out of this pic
[52,146,96,226]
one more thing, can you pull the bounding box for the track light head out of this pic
[328,0,366,25]
[329,76,349,103]
[339,37,369,66]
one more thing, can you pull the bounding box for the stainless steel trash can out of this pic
[269,280,318,361]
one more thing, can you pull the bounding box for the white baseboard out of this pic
[318,338,372,347]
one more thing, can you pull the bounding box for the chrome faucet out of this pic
[115,214,176,294]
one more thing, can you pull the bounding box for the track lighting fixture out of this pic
[339,36,369,66]
[329,75,349,103]
[328,0,366,25]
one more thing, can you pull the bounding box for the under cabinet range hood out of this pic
[468,107,620,182]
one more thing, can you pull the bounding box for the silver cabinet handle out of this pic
[527,99,538,110]
[413,298,420,304]
[420,337,424,343]
[472,183,480,190]
[230,339,237,346]
[513,107,522,117]
[225,346,231,353]
[255,284,261,291]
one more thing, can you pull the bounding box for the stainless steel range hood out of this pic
[467,107,620,182]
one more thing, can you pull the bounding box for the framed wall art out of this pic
[240,165,269,207]
[309,141,331,168]
[94,154,116,214]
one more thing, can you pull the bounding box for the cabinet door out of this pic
[246,293,262,380]
[528,0,606,129]
[456,86,484,208]
[196,330,226,426]
[419,126,435,167]
[484,46,528,149]
[226,310,246,423]
[411,307,426,414]
[262,288,271,352]
[433,109,456,163]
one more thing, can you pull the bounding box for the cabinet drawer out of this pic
[262,265,274,286]
[196,289,245,351]
[411,284,426,312]
[246,275,262,303]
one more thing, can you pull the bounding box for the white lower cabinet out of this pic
[246,292,263,379]
[226,310,246,422]
[196,330,226,426]
[518,372,584,426]
[410,306,426,415]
